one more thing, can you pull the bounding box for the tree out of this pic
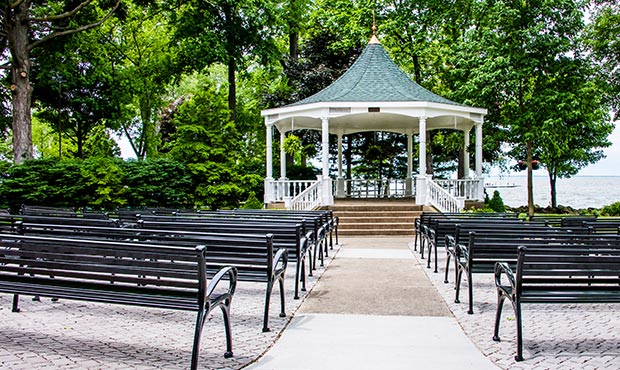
[587,1,620,119]
[97,2,176,160]
[450,0,609,215]
[171,0,280,122]
[1,0,120,163]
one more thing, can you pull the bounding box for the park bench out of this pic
[423,217,532,272]
[141,211,330,266]
[20,205,109,219]
[14,222,288,332]
[414,212,520,254]
[450,232,620,314]
[582,218,620,234]
[135,218,309,301]
[0,234,237,369]
[493,245,620,361]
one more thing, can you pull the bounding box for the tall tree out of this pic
[451,0,610,214]
[1,0,120,163]
[171,0,280,122]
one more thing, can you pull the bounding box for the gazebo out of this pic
[261,32,487,211]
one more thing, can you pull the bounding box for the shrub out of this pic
[487,190,506,212]
[600,202,620,216]
[241,191,264,209]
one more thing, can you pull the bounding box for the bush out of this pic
[241,191,264,209]
[600,202,620,216]
[487,190,506,212]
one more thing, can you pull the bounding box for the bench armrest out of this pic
[273,247,288,274]
[494,262,515,298]
[207,265,238,298]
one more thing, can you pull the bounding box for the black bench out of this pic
[493,245,620,361]
[451,232,620,314]
[136,218,311,300]
[0,234,237,369]
[14,222,287,332]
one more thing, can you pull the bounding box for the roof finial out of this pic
[369,11,380,44]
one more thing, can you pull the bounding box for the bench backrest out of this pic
[516,245,620,302]
[0,234,209,310]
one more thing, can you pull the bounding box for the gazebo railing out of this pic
[341,178,411,198]
[271,179,317,202]
[433,179,481,200]
[427,179,465,213]
[287,179,323,210]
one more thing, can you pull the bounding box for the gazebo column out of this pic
[416,117,428,205]
[264,120,274,204]
[475,119,485,200]
[335,132,345,198]
[406,130,413,197]
[321,117,334,205]
[463,127,471,179]
[279,131,287,180]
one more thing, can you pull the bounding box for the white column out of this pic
[321,117,333,205]
[419,117,427,176]
[321,117,330,178]
[264,120,274,204]
[475,120,483,176]
[463,127,471,178]
[406,130,413,196]
[416,117,428,205]
[280,130,287,180]
[265,121,273,179]
[336,133,345,198]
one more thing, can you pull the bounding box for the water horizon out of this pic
[484,175,620,209]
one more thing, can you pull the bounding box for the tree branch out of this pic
[9,0,27,9]
[29,0,94,23]
[28,0,121,52]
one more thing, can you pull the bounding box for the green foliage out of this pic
[487,190,506,213]
[600,202,620,216]
[80,157,126,209]
[121,159,194,208]
[241,191,264,209]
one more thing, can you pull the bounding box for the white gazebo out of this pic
[261,33,487,212]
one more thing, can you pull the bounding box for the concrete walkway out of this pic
[245,237,498,370]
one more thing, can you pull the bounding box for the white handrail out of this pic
[287,178,322,210]
[433,179,481,200]
[342,178,410,198]
[427,179,465,213]
[271,179,316,202]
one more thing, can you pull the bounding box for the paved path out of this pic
[245,237,497,369]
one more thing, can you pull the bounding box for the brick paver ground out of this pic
[410,241,620,370]
[0,244,338,370]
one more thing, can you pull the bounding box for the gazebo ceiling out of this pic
[261,36,487,135]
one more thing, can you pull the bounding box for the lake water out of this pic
[484,176,620,209]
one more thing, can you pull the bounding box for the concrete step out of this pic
[339,216,415,223]
[338,228,415,236]
[339,222,413,230]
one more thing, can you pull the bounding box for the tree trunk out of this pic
[549,170,558,209]
[526,139,534,216]
[227,58,237,122]
[8,1,34,164]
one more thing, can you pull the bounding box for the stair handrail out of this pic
[287,178,323,210]
[427,178,465,213]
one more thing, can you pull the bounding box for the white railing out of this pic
[427,179,464,213]
[433,179,481,200]
[342,178,411,198]
[287,178,323,210]
[271,179,317,202]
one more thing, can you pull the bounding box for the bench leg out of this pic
[12,294,20,313]
[294,262,301,300]
[467,270,474,314]
[263,283,273,332]
[221,301,234,359]
[426,242,433,269]
[278,276,286,318]
[514,300,524,361]
[444,252,451,283]
[492,291,506,342]
[434,241,438,273]
[454,268,463,303]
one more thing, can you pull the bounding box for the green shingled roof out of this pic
[288,42,460,107]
